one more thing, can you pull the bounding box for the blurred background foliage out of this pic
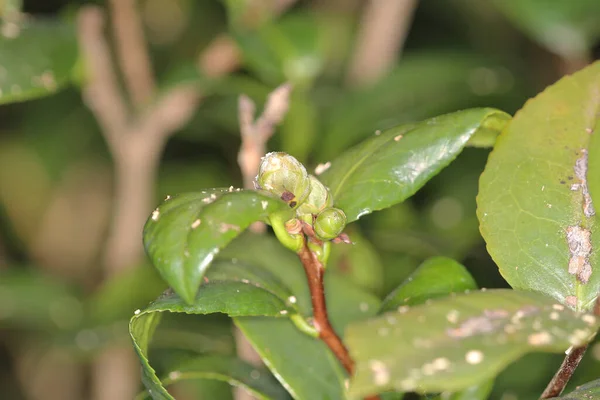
[0,1,599,399]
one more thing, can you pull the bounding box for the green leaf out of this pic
[550,378,600,399]
[477,61,600,311]
[235,275,381,400]
[0,19,78,104]
[491,0,600,59]
[132,233,381,400]
[329,228,385,295]
[319,108,510,223]
[0,269,83,331]
[130,278,292,399]
[234,317,347,400]
[380,257,478,313]
[136,355,290,400]
[143,189,289,304]
[346,289,599,398]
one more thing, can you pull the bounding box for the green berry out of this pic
[314,207,346,241]
[257,152,310,209]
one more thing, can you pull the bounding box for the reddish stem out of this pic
[297,241,381,400]
[297,242,354,373]
[540,295,600,399]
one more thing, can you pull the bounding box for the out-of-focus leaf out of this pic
[491,0,600,59]
[0,269,83,331]
[380,257,478,313]
[88,263,166,325]
[231,12,324,87]
[143,189,289,304]
[280,92,318,163]
[319,53,517,159]
[550,378,600,399]
[346,289,599,398]
[319,108,510,223]
[430,379,494,400]
[135,355,290,400]
[477,61,600,311]
[0,19,78,104]
[588,119,600,209]
[328,228,384,295]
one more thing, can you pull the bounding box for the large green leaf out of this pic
[380,257,478,313]
[143,189,289,304]
[477,62,600,311]
[135,355,290,400]
[0,19,78,104]
[491,0,600,59]
[319,108,510,223]
[133,233,381,400]
[130,273,294,400]
[550,378,600,399]
[346,289,599,398]
[235,275,381,400]
[235,317,347,400]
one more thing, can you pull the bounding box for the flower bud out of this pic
[314,207,346,241]
[257,152,310,208]
[296,175,333,216]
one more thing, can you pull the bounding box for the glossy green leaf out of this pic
[130,277,293,399]
[319,108,511,223]
[235,317,347,400]
[379,257,480,400]
[550,378,600,399]
[143,189,289,304]
[135,355,290,400]
[235,275,381,400]
[0,19,78,104]
[380,257,478,313]
[491,0,600,59]
[346,289,599,398]
[477,61,600,311]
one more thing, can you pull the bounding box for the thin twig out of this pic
[237,83,293,192]
[297,240,355,373]
[78,5,200,400]
[540,295,600,399]
[346,0,419,87]
[234,84,293,400]
[108,0,155,107]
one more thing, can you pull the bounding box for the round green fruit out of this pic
[314,207,346,241]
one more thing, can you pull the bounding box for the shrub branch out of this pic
[540,295,600,399]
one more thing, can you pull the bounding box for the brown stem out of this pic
[540,295,600,399]
[539,345,588,399]
[297,241,354,374]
